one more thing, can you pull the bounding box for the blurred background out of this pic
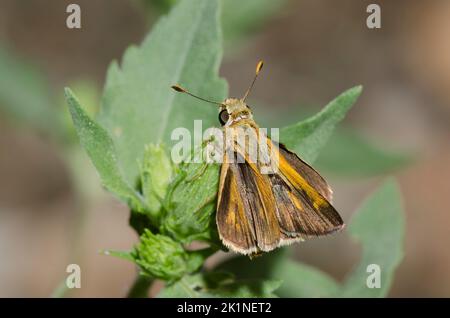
[0,0,449,297]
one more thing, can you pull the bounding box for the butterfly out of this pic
[172,61,344,256]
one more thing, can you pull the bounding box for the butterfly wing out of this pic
[216,159,258,255]
[276,142,333,202]
[216,123,343,255]
[216,150,281,254]
[271,141,344,243]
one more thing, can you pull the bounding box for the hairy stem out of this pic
[127,274,154,298]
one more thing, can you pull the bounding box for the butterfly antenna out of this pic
[242,60,264,102]
[171,84,222,106]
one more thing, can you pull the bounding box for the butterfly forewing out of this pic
[276,143,333,202]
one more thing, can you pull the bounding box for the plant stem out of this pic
[51,279,70,298]
[127,274,154,298]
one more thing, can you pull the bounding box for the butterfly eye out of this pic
[219,110,229,125]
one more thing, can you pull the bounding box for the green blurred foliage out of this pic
[159,271,281,298]
[140,0,287,48]
[315,129,412,177]
[217,179,404,297]
[338,179,404,297]
[0,46,64,138]
[216,249,340,297]
[280,86,362,163]
[257,103,412,178]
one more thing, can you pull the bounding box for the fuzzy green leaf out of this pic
[140,144,173,220]
[214,279,281,298]
[65,88,146,211]
[216,249,339,297]
[159,271,281,298]
[98,0,227,185]
[161,159,220,244]
[280,86,362,164]
[132,229,208,281]
[102,249,134,262]
[276,260,339,297]
[338,179,404,297]
[316,129,411,177]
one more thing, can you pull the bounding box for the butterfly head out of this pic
[219,98,252,126]
[171,60,263,126]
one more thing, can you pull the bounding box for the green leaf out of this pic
[216,249,339,297]
[0,45,64,138]
[158,275,209,298]
[63,79,101,118]
[65,88,146,211]
[132,229,206,281]
[60,79,101,144]
[98,0,227,185]
[315,129,411,177]
[215,249,287,280]
[215,279,281,298]
[276,260,339,297]
[280,86,362,164]
[161,159,220,244]
[159,271,281,298]
[338,179,405,297]
[140,144,173,220]
[101,249,134,262]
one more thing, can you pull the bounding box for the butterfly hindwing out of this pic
[272,141,344,240]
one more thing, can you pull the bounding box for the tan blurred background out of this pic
[0,0,449,297]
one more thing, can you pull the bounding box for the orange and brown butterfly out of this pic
[171,61,344,257]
